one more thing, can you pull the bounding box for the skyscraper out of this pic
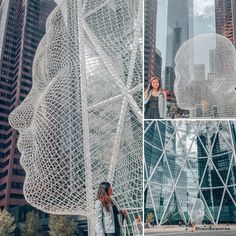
[144,0,158,88]
[215,0,236,47]
[145,120,236,225]
[154,48,162,79]
[165,0,193,98]
[0,0,56,210]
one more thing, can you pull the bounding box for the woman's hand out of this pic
[120,209,128,217]
[145,83,151,93]
[144,83,151,99]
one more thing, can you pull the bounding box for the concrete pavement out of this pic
[145,231,236,236]
[144,225,236,235]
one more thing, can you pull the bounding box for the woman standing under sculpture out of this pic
[95,182,126,236]
[144,77,167,119]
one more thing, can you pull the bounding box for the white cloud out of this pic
[194,0,215,17]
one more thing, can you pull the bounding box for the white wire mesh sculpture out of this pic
[54,0,63,4]
[174,33,236,118]
[9,0,143,234]
[188,198,205,224]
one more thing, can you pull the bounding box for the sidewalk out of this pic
[145,224,236,233]
[145,225,186,233]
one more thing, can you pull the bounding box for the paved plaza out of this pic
[145,231,236,236]
[145,225,236,236]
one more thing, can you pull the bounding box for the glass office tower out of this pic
[145,120,236,225]
[144,0,159,88]
[165,0,193,98]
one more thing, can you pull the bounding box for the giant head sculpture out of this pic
[188,198,205,224]
[9,0,143,231]
[174,33,236,118]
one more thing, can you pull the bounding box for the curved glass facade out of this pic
[144,121,236,225]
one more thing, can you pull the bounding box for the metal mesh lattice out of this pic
[9,0,143,234]
[174,33,236,118]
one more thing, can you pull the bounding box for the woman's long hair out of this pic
[146,76,162,94]
[97,182,112,211]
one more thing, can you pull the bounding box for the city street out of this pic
[145,230,236,236]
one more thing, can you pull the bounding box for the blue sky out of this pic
[156,0,215,67]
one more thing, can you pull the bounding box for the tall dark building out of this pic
[154,48,162,81]
[144,0,157,88]
[165,0,193,98]
[215,0,236,47]
[0,0,56,210]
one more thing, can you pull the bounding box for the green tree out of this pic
[146,212,155,225]
[0,209,16,236]
[20,211,41,236]
[49,215,78,236]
